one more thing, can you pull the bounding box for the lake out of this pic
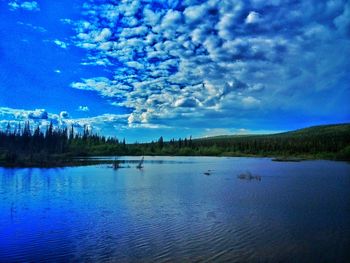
[0,157,349,262]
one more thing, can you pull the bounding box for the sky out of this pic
[0,0,349,142]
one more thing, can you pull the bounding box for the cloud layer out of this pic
[8,1,39,11]
[65,0,349,130]
[0,107,129,135]
[2,0,349,139]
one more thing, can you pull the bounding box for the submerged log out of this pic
[237,171,261,181]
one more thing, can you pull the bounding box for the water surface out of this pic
[1,157,349,262]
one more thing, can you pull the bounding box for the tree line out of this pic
[0,122,123,163]
[0,122,349,166]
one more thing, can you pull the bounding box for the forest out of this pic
[0,122,349,167]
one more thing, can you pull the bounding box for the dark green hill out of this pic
[198,123,350,140]
[189,123,350,160]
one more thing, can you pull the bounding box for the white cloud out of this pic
[241,96,261,108]
[0,107,48,121]
[60,18,73,25]
[184,4,208,24]
[174,97,199,108]
[21,1,39,11]
[55,0,350,130]
[160,9,183,30]
[78,106,89,112]
[71,77,132,98]
[120,26,148,38]
[9,1,39,11]
[94,28,112,42]
[54,40,69,49]
[245,11,262,24]
[28,109,48,120]
[0,107,128,136]
[60,111,69,119]
[143,7,162,26]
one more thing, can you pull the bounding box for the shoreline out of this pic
[0,153,348,168]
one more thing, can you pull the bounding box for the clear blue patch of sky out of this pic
[0,0,128,118]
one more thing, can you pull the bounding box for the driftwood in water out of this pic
[113,158,120,169]
[136,156,144,169]
[204,169,212,176]
[237,171,261,181]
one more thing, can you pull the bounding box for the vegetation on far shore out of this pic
[0,122,349,167]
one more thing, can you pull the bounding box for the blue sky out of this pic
[0,0,349,142]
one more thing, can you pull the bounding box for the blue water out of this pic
[1,157,349,262]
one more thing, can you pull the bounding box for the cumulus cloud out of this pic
[28,109,48,120]
[54,40,69,49]
[0,107,128,136]
[56,0,350,130]
[94,28,112,42]
[78,106,89,112]
[245,11,262,24]
[59,111,69,119]
[9,1,39,11]
[71,77,132,98]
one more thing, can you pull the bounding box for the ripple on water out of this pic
[0,158,349,262]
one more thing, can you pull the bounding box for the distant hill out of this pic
[197,123,350,141]
[278,123,350,136]
[189,123,350,160]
